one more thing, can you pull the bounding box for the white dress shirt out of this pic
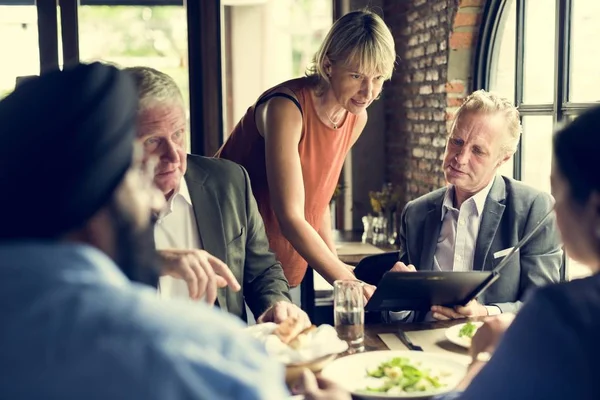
[154,178,203,299]
[433,178,500,315]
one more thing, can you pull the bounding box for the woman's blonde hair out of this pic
[306,9,396,94]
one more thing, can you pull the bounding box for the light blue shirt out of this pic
[0,242,290,400]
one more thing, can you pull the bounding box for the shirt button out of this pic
[459,219,466,226]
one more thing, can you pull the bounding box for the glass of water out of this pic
[333,279,365,352]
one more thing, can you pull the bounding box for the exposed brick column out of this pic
[383,0,484,209]
[447,0,484,130]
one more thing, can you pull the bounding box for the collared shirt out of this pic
[433,177,500,315]
[0,242,289,400]
[154,178,203,299]
[433,177,494,272]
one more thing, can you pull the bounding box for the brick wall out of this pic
[383,0,484,209]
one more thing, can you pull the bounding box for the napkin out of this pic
[244,323,348,364]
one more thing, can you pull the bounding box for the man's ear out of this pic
[496,152,512,168]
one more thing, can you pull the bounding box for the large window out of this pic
[78,5,190,148]
[479,0,599,279]
[0,5,39,98]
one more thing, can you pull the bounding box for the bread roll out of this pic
[288,325,317,349]
[273,317,304,345]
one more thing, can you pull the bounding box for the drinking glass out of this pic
[333,280,365,352]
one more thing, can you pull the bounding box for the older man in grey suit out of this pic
[393,90,562,320]
[125,66,308,326]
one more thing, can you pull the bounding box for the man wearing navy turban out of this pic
[0,63,293,399]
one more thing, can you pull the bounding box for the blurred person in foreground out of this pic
[434,105,600,400]
[389,90,562,321]
[124,66,307,326]
[0,62,343,400]
[215,9,396,299]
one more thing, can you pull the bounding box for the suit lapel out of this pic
[184,159,228,310]
[419,194,444,271]
[473,176,506,271]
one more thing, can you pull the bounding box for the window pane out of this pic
[569,0,600,102]
[522,0,555,104]
[0,6,39,98]
[521,115,553,193]
[489,0,516,102]
[222,0,332,136]
[78,6,189,147]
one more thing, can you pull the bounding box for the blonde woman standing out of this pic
[216,10,396,296]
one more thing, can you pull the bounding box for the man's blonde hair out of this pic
[123,66,184,112]
[451,89,521,154]
[306,9,396,95]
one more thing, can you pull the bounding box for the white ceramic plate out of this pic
[444,322,483,349]
[320,350,467,399]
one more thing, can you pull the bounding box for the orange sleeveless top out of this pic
[215,77,357,287]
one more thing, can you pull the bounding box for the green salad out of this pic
[458,322,478,339]
[361,357,446,394]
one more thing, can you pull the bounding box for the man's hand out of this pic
[470,313,516,359]
[431,299,488,320]
[390,261,416,272]
[257,301,311,328]
[294,369,351,400]
[158,249,241,304]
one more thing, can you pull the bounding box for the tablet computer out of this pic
[364,270,499,312]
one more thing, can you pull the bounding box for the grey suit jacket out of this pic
[398,175,562,314]
[184,155,291,321]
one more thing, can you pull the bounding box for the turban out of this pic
[0,62,137,239]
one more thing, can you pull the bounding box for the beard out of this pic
[107,200,160,287]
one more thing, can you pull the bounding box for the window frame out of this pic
[1,1,184,5]
[475,0,600,280]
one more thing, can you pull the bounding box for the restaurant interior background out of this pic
[1,0,597,283]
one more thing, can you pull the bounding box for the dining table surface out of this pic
[361,318,479,355]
